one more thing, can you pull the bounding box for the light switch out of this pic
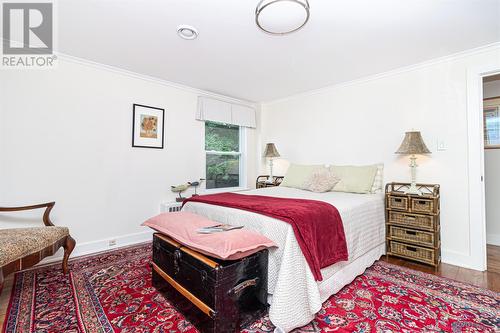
[437,139,447,151]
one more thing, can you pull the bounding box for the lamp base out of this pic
[404,156,423,196]
[404,183,423,196]
[267,159,275,184]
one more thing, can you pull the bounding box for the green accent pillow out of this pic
[331,165,378,194]
[281,164,323,189]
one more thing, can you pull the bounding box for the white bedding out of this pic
[183,187,385,332]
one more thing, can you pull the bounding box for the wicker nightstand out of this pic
[256,175,284,189]
[385,182,441,267]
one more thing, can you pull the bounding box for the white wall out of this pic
[484,78,500,246]
[261,45,500,269]
[0,57,259,258]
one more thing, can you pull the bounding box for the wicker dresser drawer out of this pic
[389,241,436,265]
[387,195,408,210]
[385,183,440,267]
[389,226,435,247]
[410,198,435,214]
[388,211,435,231]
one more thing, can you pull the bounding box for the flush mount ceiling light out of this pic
[177,25,198,40]
[255,0,310,35]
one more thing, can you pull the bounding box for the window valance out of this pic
[197,97,256,128]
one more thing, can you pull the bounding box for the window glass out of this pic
[205,122,241,189]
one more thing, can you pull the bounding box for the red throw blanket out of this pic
[183,193,348,281]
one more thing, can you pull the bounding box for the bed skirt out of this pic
[271,243,386,333]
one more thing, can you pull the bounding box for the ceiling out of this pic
[58,0,500,102]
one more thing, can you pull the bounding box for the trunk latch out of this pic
[173,249,182,274]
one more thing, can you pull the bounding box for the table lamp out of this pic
[263,143,280,183]
[395,131,431,196]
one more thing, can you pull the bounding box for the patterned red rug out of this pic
[2,243,499,333]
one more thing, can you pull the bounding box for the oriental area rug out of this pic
[2,243,499,333]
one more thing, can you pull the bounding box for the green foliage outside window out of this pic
[205,122,240,189]
[205,122,239,152]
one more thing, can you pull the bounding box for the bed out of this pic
[183,186,386,332]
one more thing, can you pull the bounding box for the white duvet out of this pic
[183,187,385,332]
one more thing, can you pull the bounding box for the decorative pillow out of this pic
[280,164,323,189]
[142,212,276,260]
[330,165,378,194]
[370,164,384,193]
[302,167,340,192]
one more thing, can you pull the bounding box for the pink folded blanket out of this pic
[142,211,276,260]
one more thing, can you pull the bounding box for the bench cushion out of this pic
[0,227,69,266]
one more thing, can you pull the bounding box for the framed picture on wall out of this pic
[484,97,500,149]
[132,104,165,149]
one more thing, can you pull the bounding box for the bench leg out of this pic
[62,235,76,274]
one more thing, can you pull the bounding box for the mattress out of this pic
[183,186,385,332]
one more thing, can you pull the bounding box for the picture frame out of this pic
[483,97,500,149]
[132,104,165,149]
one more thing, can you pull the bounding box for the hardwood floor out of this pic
[0,250,499,328]
[487,244,500,274]
[382,245,500,292]
[0,275,14,330]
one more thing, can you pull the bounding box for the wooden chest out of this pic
[152,233,269,333]
[385,182,441,267]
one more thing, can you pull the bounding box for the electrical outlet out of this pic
[109,239,117,246]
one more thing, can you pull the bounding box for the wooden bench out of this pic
[0,202,76,288]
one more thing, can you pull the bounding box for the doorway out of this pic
[465,65,500,272]
[484,74,500,273]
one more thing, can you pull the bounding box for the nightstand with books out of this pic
[256,175,284,189]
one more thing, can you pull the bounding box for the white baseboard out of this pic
[441,249,485,271]
[441,235,500,270]
[486,233,500,246]
[36,230,497,272]
[39,229,154,265]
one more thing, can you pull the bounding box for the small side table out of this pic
[385,182,441,267]
[256,175,284,189]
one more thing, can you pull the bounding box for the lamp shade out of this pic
[395,131,431,155]
[263,143,280,158]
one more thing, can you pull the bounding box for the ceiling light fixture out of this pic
[177,25,198,40]
[255,0,310,35]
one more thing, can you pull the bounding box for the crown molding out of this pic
[56,52,258,107]
[263,41,500,106]
[7,40,499,107]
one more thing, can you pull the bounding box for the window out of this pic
[483,100,500,148]
[205,121,244,189]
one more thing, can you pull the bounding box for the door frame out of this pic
[466,64,500,271]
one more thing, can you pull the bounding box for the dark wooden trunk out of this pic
[152,233,269,333]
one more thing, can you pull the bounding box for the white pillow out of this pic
[281,164,323,189]
[302,167,340,193]
[330,165,378,194]
[370,164,384,193]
